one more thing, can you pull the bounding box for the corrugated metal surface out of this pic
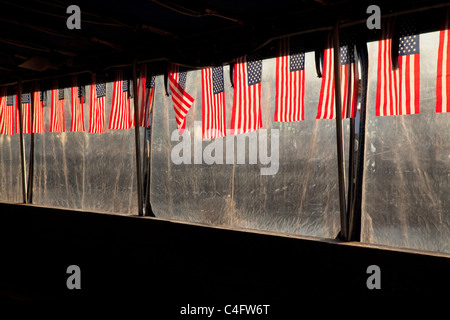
[150,55,342,238]
[0,82,140,214]
[0,134,22,203]
[362,31,450,253]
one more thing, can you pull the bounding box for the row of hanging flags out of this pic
[1,15,450,138]
[0,66,156,135]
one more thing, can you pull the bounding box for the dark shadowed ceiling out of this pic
[0,0,448,85]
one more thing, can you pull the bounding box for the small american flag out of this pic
[437,10,450,113]
[0,88,17,135]
[0,90,3,135]
[89,74,106,133]
[168,63,194,133]
[109,69,132,130]
[340,34,359,119]
[50,83,66,132]
[230,52,263,134]
[317,32,358,119]
[376,18,420,116]
[21,92,32,134]
[138,64,155,127]
[275,37,305,122]
[32,82,45,133]
[70,76,85,132]
[201,66,226,139]
[1,90,17,135]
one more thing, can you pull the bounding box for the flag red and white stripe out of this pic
[1,90,17,135]
[0,89,5,134]
[138,64,155,127]
[275,37,305,122]
[109,69,132,130]
[201,66,226,139]
[21,92,32,134]
[50,83,66,132]
[341,44,359,119]
[230,53,263,134]
[168,64,194,133]
[376,18,420,116]
[0,88,16,135]
[0,90,4,135]
[437,10,450,113]
[316,32,358,119]
[15,96,19,134]
[89,74,106,133]
[316,33,336,119]
[70,76,85,132]
[32,83,45,133]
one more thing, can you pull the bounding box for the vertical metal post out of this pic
[347,117,356,237]
[142,125,149,214]
[17,80,28,203]
[346,43,359,241]
[132,60,144,216]
[349,42,369,242]
[144,92,155,217]
[332,21,348,240]
[27,83,35,204]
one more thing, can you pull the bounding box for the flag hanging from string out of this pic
[275,37,305,122]
[230,52,263,134]
[0,88,16,135]
[89,74,106,133]
[168,63,194,134]
[32,82,45,133]
[316,31,359,119]
[201,66,226,139]
[21,92,32,134]
[71,76,85,132]
[376,18,420,116]
[109,69,132,130]
[437,10,450,113]
[50,83,66,132]
[138,64,156,127]
[1,89,17,135]
[0,90,4,135]
[70,76,84,132]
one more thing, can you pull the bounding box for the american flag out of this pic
[201,66,226,139]
[168,63,194,133]
[0,90,4,135]
[138,64,155,127]
[230,52,263,134]
[275,37,305,122]
[50,84,66,132]
[89,74,106,133]
[1,90,17,135]
[437,10,450,113]
[21,92,32,134]
[109,69,132,130]
[316,32,358,119]
[70,76,85,132]
[376,18,420,116]
[0,88,16,135]
[32,83,45,133]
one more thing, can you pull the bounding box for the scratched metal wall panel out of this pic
[150,52,343,238]
[0,134,23,203]
[31,80,139,215]
[362,31,450,253]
